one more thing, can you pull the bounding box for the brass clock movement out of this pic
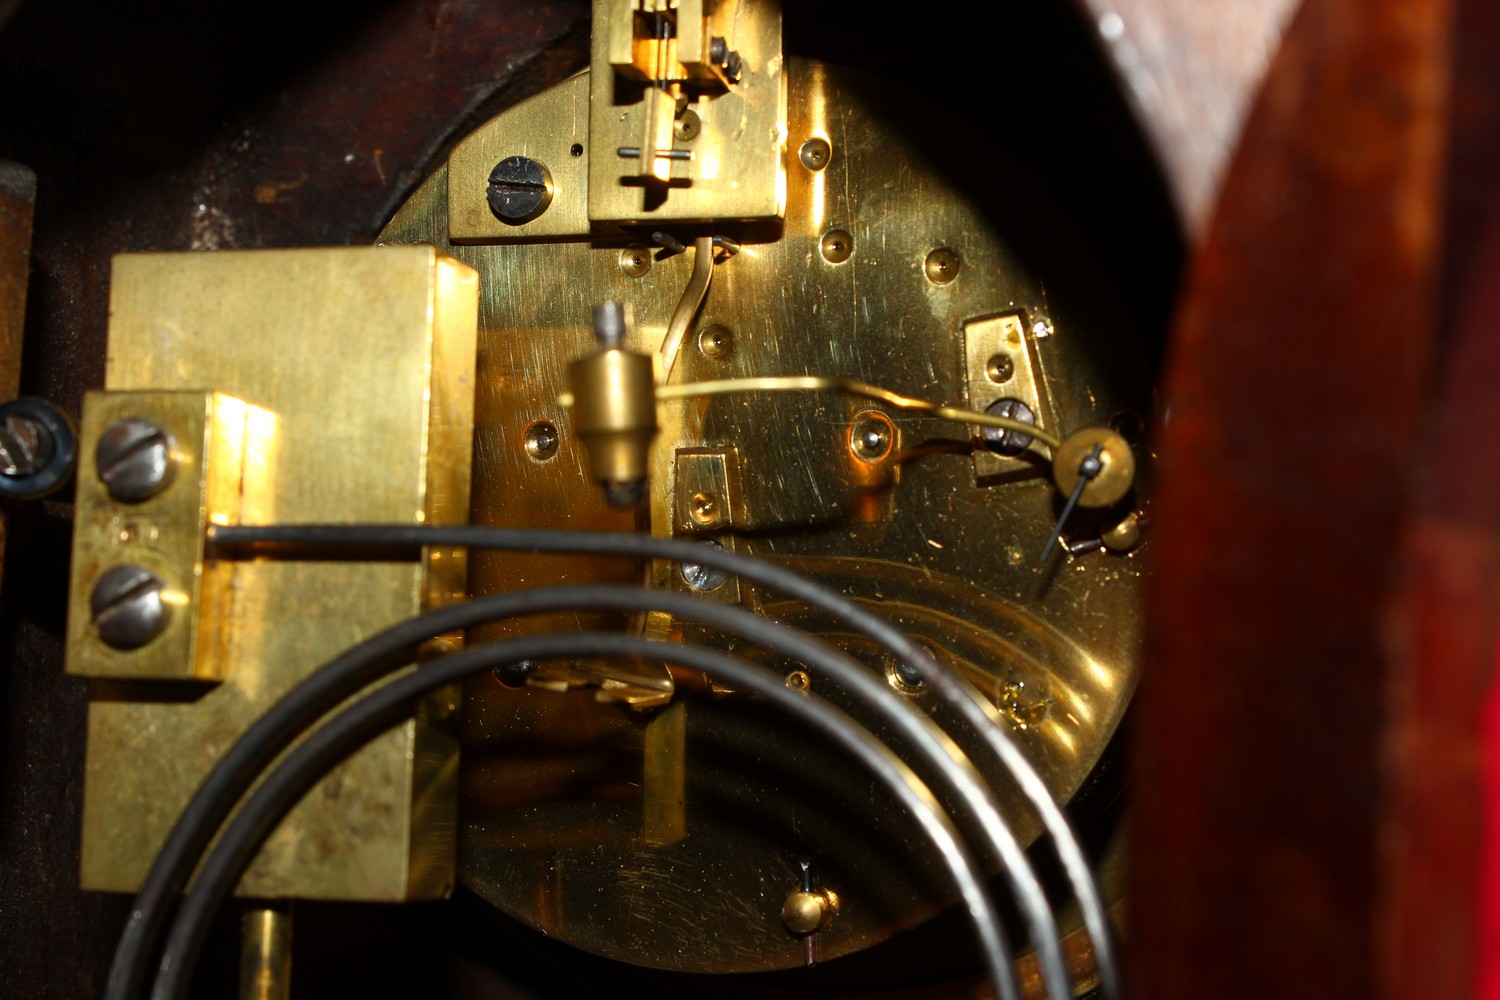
[37,2,1156,997]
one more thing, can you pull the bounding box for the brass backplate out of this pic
[448,72,592,243]
[381,59,1148,972]
[77,246,478,900]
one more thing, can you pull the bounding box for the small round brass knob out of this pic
[781,888,836,936]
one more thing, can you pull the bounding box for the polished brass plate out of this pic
[381,59,1149,973]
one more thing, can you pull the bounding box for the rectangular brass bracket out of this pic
[447,73,592,243]
[671,446,742,604]
[66,390,249,682]
[963,312,1053,481]
[588,0,786,225]
[674,446,741,534]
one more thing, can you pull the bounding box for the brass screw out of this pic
[1102,511,1142,552]
[674,110,701,142]
[688,491,722,527]
[523,420,559,461]
[619,245,652,278]
[785,669,811,693]
[798,137,831,171]
[885,657,926,694]
[820,229,853,264]
[985,353,1015,384]
[697,325,733,359]
[781,890,832,935]
[924,247,960,285]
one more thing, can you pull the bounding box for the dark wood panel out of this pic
[1129,0,1458,997]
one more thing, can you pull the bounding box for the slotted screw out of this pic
[96,418,175,503]
[90,565,171,650]
[0,413,53,478]
[486,156,553,223]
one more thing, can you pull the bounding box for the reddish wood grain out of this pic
[1380,0,1500,985]
[1129,0,1454,996]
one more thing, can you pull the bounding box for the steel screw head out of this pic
[723,51,744,83]
[885,655,927,693]
[0,398,78,500]
[680,540,730,592]
[96,418,175,503]
[486,155,553,224]
[90,565,171,650]
[850,413,893,461]
[708,37,742,81]
[0,412,54,477]
[981,398,1036,456]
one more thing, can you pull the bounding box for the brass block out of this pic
[448,72,592,243]
[963,311,1053,480]
[587,0,786,224]
[66,390,248,681]
[78,246,478,900]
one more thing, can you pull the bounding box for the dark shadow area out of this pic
[786,5,1184,369]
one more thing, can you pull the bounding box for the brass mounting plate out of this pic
[448,72,592,243]
[963,311,1054,480]
[77,246,478,900]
